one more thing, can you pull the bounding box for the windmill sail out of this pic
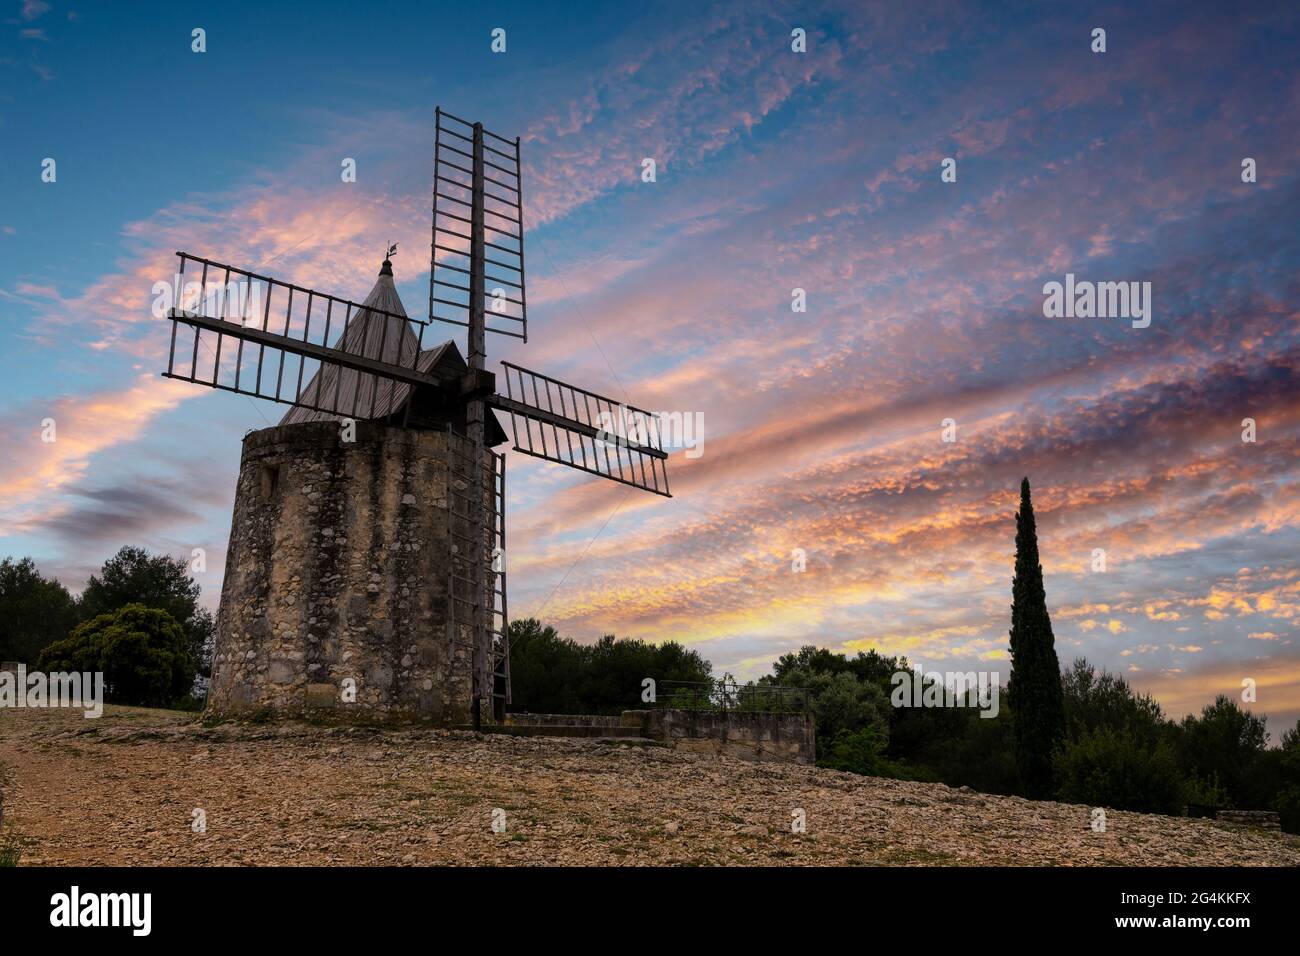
[163,252,456,420]
[491,361,671,497]
[428,107,527,342]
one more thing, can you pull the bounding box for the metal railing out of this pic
[655,679,809,713]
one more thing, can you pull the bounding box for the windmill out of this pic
[162,107,670,726]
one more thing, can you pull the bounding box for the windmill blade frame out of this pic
[162,252,458,421]
[428,107,528,342]
[491,361,672,498]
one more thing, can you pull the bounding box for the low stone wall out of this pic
[1216,810,1281,831]
[625,709,815,764]
[504,713,624,728]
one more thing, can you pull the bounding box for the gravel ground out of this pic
[2,705,1297,866]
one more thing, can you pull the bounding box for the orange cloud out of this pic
[0,374,198,535]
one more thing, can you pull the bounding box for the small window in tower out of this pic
[260,464,280,499]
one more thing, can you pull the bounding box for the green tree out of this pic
[938,712,1020,794]
[768,645,904,691]
[1006,478,1066,798]
[1055,658,1184,811]
[505,618,711,715]
[1055,728,1185,814]
[822,726,891,776]
[1177,695,1268,809]
[0,557,79,664]
[761,644,968,779]
[79,546,213,678]
[1061,658,1169,747]
[503,619,579,713]
[770,645,856,682]
[38,604,195,708]
[887,670,978,767]
[1273,720,1300,833]
[809,671,891,742]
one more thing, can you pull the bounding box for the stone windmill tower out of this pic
[161,109,670,726]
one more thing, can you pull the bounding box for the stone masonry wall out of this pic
[1216,810,1282,831]
[206,421,486,725]
[504,713,625,728]
[628,709,816,764]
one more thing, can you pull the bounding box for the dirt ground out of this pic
[1,705,1297,866]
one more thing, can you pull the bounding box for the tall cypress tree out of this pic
[1007,477,1066,799]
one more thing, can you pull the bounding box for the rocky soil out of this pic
[2,705,1297,866]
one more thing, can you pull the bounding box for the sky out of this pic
[1,1,1298,738]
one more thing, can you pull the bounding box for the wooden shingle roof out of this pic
[281,263,456,426]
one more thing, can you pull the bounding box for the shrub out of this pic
[37,604,194,708]
[1055,728,1185,814]
[1177,695,1268,808]
[1275,720,1300,834]
[1181,771,1231,814]
[809,671,890,742]
[932,710,1021,795]
[0,831,19,867]
[78,546,214,679]
[821,726,891,777]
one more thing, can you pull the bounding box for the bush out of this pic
[79,546,214,679]
[810,671,891,743]
[821,727,891,776]
[37,604,195,708]
[1181,771,1231,814]
[1275,720,1300,834]
[1176,695,1268,808]
[931,710,1021,795]
[1055,728,1185,814]
[0,831,19,867]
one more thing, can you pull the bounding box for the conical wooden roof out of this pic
[282,261,451,425]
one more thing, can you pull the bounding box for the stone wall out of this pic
[1216,810,1282,831]
[505,713,625,728]
[206,420,491,725]
[626,709,815,764]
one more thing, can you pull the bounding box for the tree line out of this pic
[506,478,1300,833]
[756,645,1300,831]
[505,618,712,714]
